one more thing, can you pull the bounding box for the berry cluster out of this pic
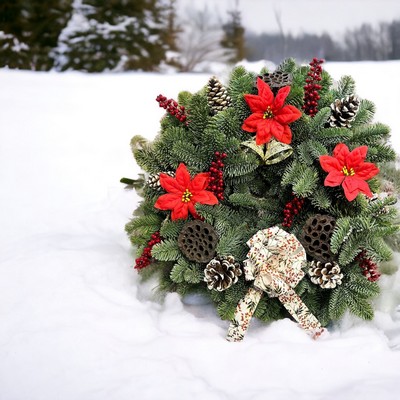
[207,151,227,201]
[303,58,324,117]
[282,195,305,228]
[156,94,187,123]
[134,231,162,270]
[356,250,381,282]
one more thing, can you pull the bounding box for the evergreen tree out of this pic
[0,0,72,70]
[220,2,246,63]
[55,0,169,72]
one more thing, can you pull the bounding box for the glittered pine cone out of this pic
[147,171,175,191]
[308,260,343,289]
[327,95,360,128]
[258,70,293,92]
[300,214,336,262]
[206,77,232,115]
[204,255,242,291]
[178,220,218,263]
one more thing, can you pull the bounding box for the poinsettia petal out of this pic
[332,143,350,166]
[242,113,263,132]
[171,201,189,220]
[154,193,181,210]
[190,173,210,192]
[175,163,191,188]
[269,119,284,140]
[268,120,287,144]
[273,86,290,109]
[355,162,379,180]
[192,190,219,205]
[244,94,269,114]
[187,202,200,219]
[278,125,292,144]
[342,177,372,201]
[319,155,342,173]
[159,173,183,194]
[274,105,302,124]
[256,78,274,105]
[346,146,368,170]
[255,120,273,145]
[324,170,345,187]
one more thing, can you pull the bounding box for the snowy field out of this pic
[1,61,400,400]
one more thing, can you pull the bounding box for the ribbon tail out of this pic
[278,289,325,339]
[226,287,263,342]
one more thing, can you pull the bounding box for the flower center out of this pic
[263,106,274,119]
[342,166,355,176]
[181,188,193,203]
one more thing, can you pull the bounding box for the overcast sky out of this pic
[178,0,400,36]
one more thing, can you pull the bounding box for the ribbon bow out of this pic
[227,226,324,342]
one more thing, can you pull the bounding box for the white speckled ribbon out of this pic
[227,227,324,342]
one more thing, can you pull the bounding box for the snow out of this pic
[1,62,400,400]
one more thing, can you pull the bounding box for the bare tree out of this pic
[176,6,233,72]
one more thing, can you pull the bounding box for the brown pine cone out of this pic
[204,255,242,291]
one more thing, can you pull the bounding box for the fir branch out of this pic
[352,99,375,126]
[254,296,284,322]
[328,287,347,320]
[216,224,249,259]
[170,258,190,283]
[333,75,356,99]
[152,239,182,262]
[309,107,331,132]
[347,295,374,320]
[338,234,361,265]
[330,217,352,254]
[125,213,163,238]
[350,123,390,145]
[217,300,237,321]
[183,265,204,284]
[160,219,186,240]
[187,94,210,137]
[310,187,332,210]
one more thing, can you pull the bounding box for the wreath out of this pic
[122,58,399,341]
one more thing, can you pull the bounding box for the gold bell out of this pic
[241,138,293,164]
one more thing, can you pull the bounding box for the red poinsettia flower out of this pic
[242,78,302,145]
[154,163,218,220]
[319,143,379,201]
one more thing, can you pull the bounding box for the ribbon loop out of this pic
[227,227,325,342]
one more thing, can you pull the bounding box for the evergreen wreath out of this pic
[122,58,399,340]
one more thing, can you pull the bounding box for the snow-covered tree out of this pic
[0,0,72,70]
[55,0,170,72]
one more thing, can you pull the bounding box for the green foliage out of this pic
[125,58,399,332]
[152,239,181,262]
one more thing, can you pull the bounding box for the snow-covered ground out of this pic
[1,62,400,400]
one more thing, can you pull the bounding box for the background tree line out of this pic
[0,0,399,73]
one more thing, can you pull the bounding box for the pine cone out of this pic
[207,77,231,115]
[204,255,242,291]
[147,171,175,191]
[300,214,336,262]
[178,220,218,263]
[308,260,343,289]
[258,70,292,92]
[327,95,360,128]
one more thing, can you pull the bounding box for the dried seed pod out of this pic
[178,220,218,263]
[300,214,336,262]
[258,70,293,92]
